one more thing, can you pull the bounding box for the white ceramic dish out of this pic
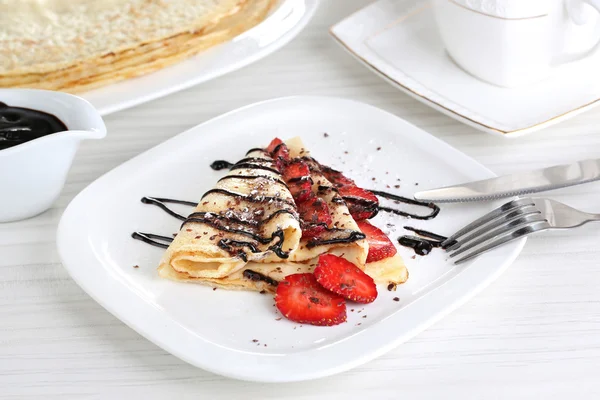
[0,89,105,222]
[330,0,600,136]
[81,0,318,116]
[57,96,525,382]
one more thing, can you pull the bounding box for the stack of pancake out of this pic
[0,0,274,93]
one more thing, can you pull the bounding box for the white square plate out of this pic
[330,0,600,137]
[57,96,525,382]
[80,0,318,116]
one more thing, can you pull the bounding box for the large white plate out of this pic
[330,0,600,137]
[57,96,525,382]
[80,0,318,116]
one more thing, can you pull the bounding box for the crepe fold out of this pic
[158,149,302,281]
[0,0,274,93]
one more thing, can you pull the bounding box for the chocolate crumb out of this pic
[357,310,362,314]
[132,265,139,269]
[264,344,267,347]
[209,235,216,240]
[202,201,209,205]
[344,151,349,154]
[324,133,329,138]
[195,235,201,239]
[415,183,419,186]
[411,255,416,259]
[275,317,282,321]
[362,315,367,319]
[172,233,178,237]
[260,290,267,295]
[394,184,400,189]
[186,229,192,232]
[350,309,355,312]
[387,282,397,291]
[252,339,258,343]
[396,178,401,182]
[212,287,217,291]
[386,184,390,188]
[377,147,381,151]
[371,177,376,181]
[393,297,400,302]
[356,323,362,326]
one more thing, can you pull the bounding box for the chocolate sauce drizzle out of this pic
[243,269,279,287]
[210,160,234,170]
[131,232,174,249]
[397,226,449,256]
[218,174,288,188]
[141,196,196,220]
[201,188,295,207]
[370,190,440,220]
[230,163,281,175]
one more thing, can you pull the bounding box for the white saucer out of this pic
[330,0,600,137]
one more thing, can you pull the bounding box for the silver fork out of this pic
[443,197,600,264]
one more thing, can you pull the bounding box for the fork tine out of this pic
[441,198,534,247]
[449,213,546,258]
[452,221,549,264]
[444,205,540,251]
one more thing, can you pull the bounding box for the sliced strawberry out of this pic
[356,220,397,263]
[337,185,379,221]
[283,160,312,202]
[297,195,332,239]
[314,254,378,303]
[275,273,347,326]
[266,138,283,154]
[320,165,355,187]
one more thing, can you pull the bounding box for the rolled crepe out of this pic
[158,149,302,281]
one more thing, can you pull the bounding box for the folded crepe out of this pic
[159,137,408,292]
[158,148,302,282]
[0,0,274,93]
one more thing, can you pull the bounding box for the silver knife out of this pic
[414,158,600,203]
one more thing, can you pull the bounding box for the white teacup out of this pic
[433,0,600,87]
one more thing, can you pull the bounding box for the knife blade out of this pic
[414,158,600,203]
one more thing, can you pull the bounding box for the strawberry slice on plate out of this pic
[275,273,347,326]
[314,254,378,304]
[356,220,397,263]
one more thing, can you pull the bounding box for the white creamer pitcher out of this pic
[0,89,106,222]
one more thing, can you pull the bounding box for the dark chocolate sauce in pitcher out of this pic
[0,102,67,151]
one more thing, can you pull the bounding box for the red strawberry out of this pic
[297,195,332,238]
[266,138,283,153]
[283,160,312,202]
[356,220,397,263]
[266,138,290,172]
[314,254,378,303]
[320,165,355,186]
[275,273,347,326]
[337,185,379,221]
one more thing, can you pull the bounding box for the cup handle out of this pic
[568,0,600,24]
[556,0,600,65]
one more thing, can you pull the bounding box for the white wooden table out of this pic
[3,1,600,398]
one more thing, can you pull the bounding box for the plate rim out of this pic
[57,95,526,382]
[329,0,600,137]
[82,0,319,116]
